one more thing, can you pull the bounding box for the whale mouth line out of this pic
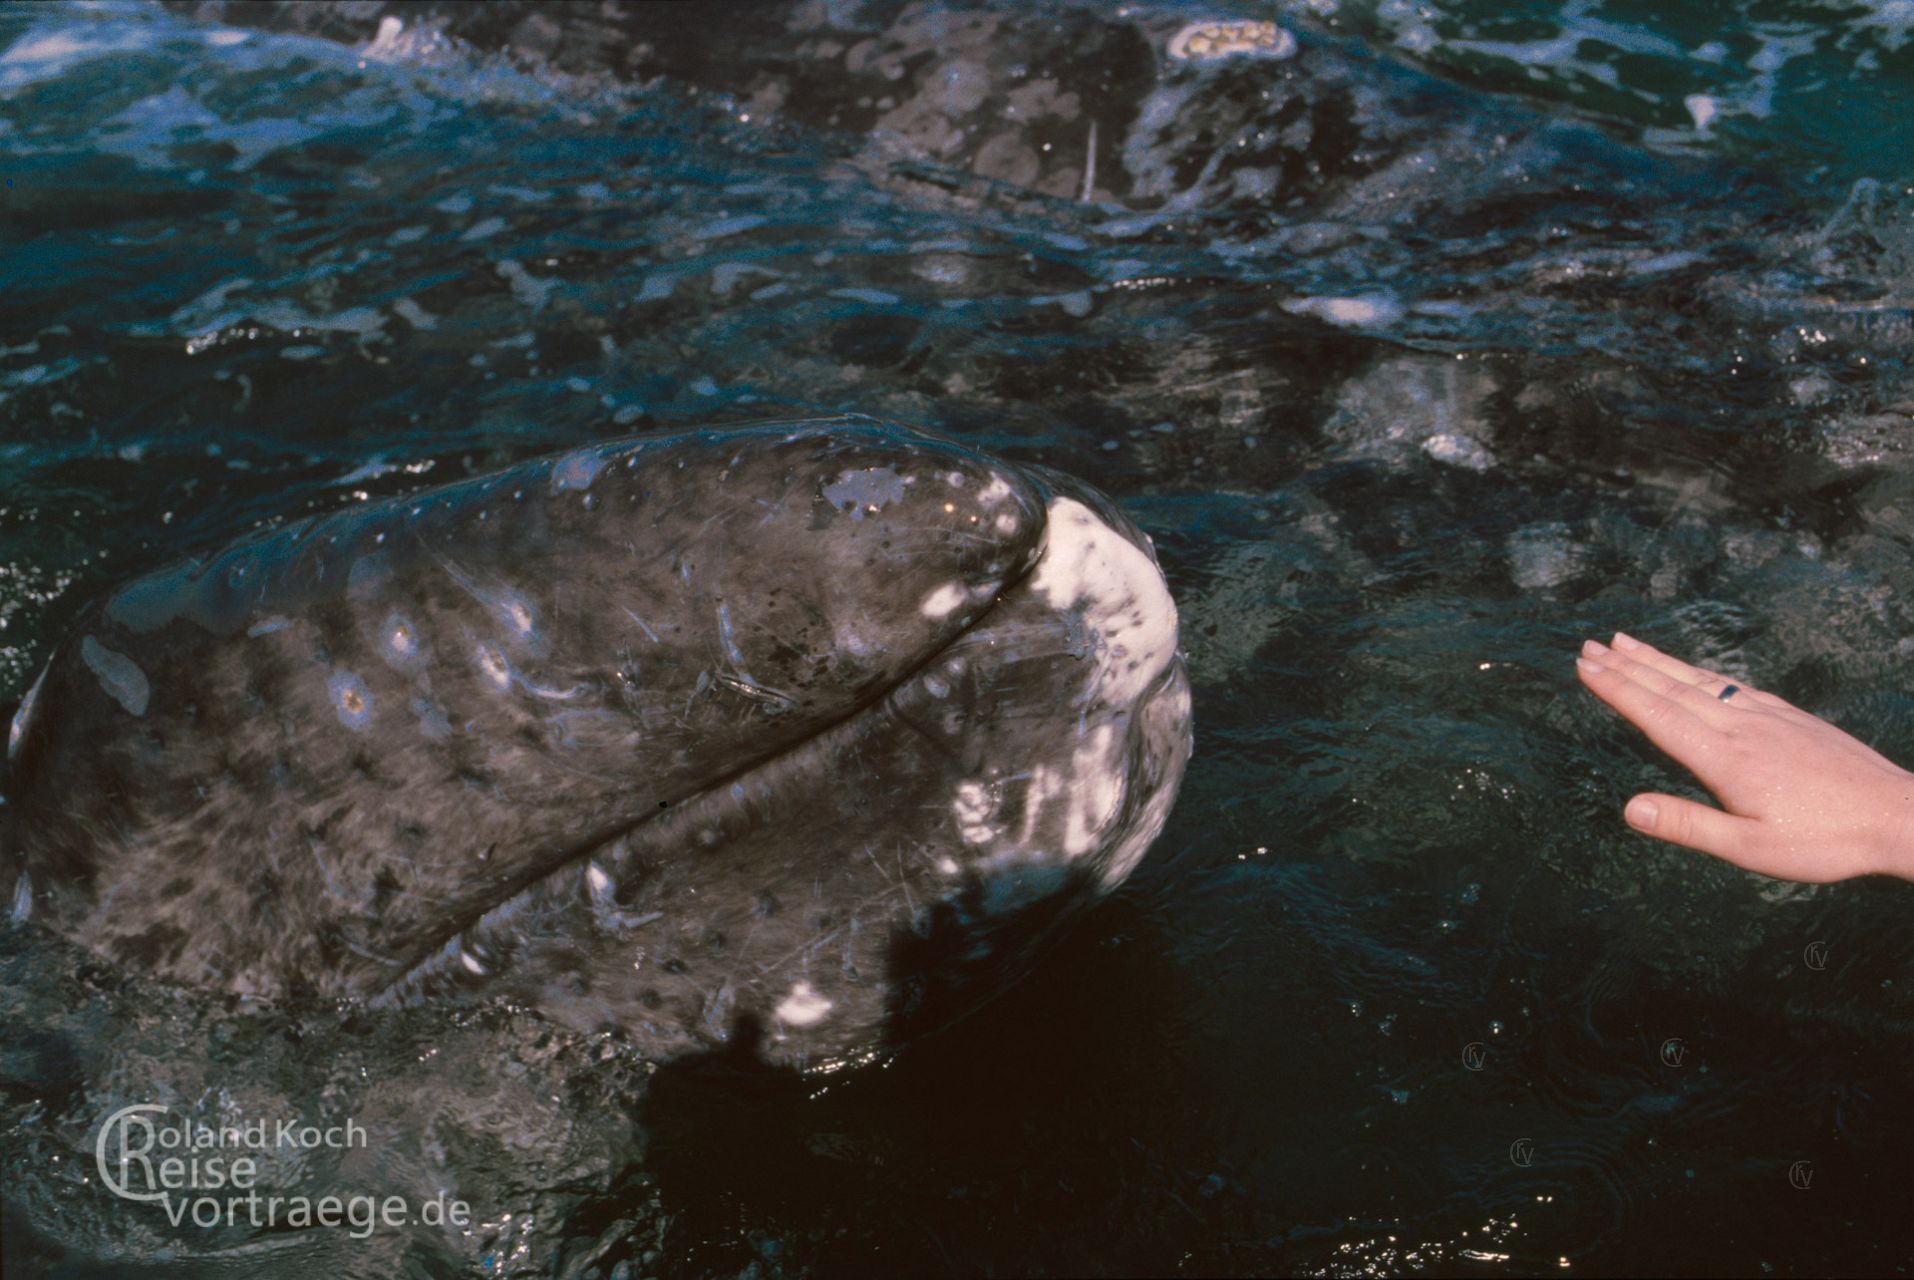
[364,492,1057,1009]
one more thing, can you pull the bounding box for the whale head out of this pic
[1,418,1191,1067]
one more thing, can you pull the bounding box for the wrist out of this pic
[1872,771,1914,882]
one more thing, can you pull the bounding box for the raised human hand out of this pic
[1576,632,1914,883]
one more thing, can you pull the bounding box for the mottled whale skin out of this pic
[0,417,1190,1067]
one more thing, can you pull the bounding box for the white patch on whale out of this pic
[949,496,1183,876]
[919,582,966,619]
[976,474,1013,507]
[822,466,909,519]
[381,613,424,671]
[1018,765,1065,847]
[1099,676,1191,887]
[586,861,613,900]
[7,661,47,763]
[1168,18,1296,62]
[1282,294,1402,328]
[474,642,511,690]
[1027,497,1178,707]
[953,780,999,845]
[1061,723,1125,857]
[776,981,834,1027]
[81,637,150,717]
[495,591,536,639]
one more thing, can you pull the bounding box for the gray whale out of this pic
[1,417,1190,1067]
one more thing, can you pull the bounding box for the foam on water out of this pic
[1298,0,1914,183]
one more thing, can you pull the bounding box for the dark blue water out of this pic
[3,1,1913,1276]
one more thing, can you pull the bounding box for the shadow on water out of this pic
[636,888,1269,1279]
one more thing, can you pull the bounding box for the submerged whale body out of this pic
[0,417,1190,1066]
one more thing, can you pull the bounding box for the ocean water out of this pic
[2,1,1912,1276]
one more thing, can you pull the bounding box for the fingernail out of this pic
[1613,632,1643,652]
[1576,656,1605,675]
[1582,639,1610,657]
[1625,796,1659,831]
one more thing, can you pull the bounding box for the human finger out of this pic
[1582,641,1745,726]
[1576,652,1721,764]
[1622,792,1765,864]
[1608,632,1794,712]
[1609,632,1734,691]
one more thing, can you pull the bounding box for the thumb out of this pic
[1623,793,1763,863]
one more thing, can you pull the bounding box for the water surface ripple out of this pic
[2,1,1912,1276]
